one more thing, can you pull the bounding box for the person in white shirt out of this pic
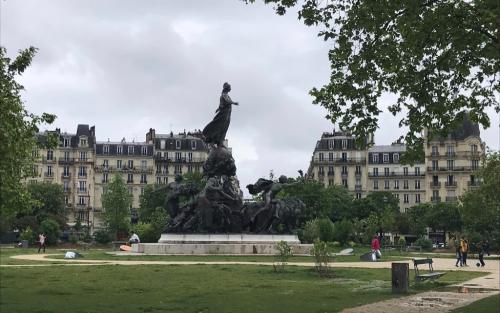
[129,231,140,244]
[38,233,46,253]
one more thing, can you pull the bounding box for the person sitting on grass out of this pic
[128,231,140,245]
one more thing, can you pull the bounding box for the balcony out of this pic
[327,171,334,176]
[431,196,441,202]
[63,188,71,193]
[318,172,325,177]
[127,180,134,184]
[354,185,362,191]
[58,158,75,165]
[312,157,366,164]
[140,180,148,184]
[77,189,87,194]
[355,171,362,177]
[61,173,71,179]
[368,171,425,177]
[121,166,154,174]
[341,172,348,178]
[44,172,54,178]
[445,196,458,202]
[445,181,457,188]
[427,166,476,173]
[42,156,57,163]
[430,182,441,188]
[467,181,481,188]
[78,173,88,178]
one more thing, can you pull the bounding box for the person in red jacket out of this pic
[371,235,381,261]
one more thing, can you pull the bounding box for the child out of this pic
[455,244,462,267]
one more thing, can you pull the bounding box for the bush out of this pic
[39,218,60,245]
[93,230,112,244]
[310,239,333,277]
[414,237,433,251]
[300,219,320,243]
[398,237,406,247]
[133,222,157,243]
[332,219,353,245]
[19,226,34,244]
[69,234,78,244]
[273,241,293,272]
[317,218,335,242]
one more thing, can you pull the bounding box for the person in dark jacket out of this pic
[455,243,462,267]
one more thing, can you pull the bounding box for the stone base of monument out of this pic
[131,234,312,255]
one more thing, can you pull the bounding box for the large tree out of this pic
[460,152,500,249]
[252,0,499,161]
[0,47,56,233]
[102,174,133,240]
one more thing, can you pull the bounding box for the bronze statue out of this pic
[202,82,239,147]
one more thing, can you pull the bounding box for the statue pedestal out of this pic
[131,233,312,255]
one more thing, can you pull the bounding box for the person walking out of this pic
[478,240,486,267]
[37,233,46,253]
[484,240,490,256]
[460,237,469,266]
[455,243,462,267]
[371,235,381,261]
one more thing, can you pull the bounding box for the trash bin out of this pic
[21,240,29,248]
[392,262,409,294]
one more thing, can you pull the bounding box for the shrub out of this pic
[415,237,433,251]
[300,219,320,243]
[19,226,34,244]
[39,218,60,245]
[93,230,112,244]
[273,241,293,272]
[133,222,157,243]
[317,218,335,242]
[398,237,406,247]
[310,239,333,277]
[332,219,353,245]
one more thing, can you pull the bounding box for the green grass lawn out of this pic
[452,293,500,313]
[0,260,486,313]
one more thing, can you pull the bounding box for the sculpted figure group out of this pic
[163,83,304,234]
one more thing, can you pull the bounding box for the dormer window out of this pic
[79,137,87,147]
[160,140,166,150]
[63,138,70,147]
[103,145,109,155]
[128,146,134,155]
[328,140,334,150]
[372,154,379,163]
[142,146,148,155]
[117,146,123,155]
[341,139,347,150]
[191,140,197,150]
[393,153,399,163]
[383,153,389,163]
[176,140,181,149]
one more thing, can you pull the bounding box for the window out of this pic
[393,153,399,163]
[342,179,348,187]
[328,153,334,161]
[117,160,122,169]
[403,180,409,189]
[341,139,347,150]
[128,146,134,155]
[403,167,408,175]
[78,196,85,205]
[188,165,193,173]
[432,160,438,170]
[63,151,70,161]
[174,165,182,174]
[383,154,389,163]
[447,145,455,156]
[191,140,196,150]
[471,159,479,170]
[64,196,69,205]
[63,181,69,192]
[32,149,39,158]
[470,144,478,153]
[318,166,324,175]
[103,145,109,154]
[117,146,123,155]
[195,165,200,172]
[128,160,134,168]
[384,167,390,176]
[188,152,193,162]
[141,160,147,170]
[432,190,439,199]
[384,180,390,189]
[319,153,324,161]
[79,181,86,192]
[47,165,53,176]
[372,154,379,163]
[447,160,454,170]
[63,138,70,147]
[415,167,420,175]
[394,180,399,189]
[431,146,438,156]
[80,138,87,147]
[415,180,421,189]
[163,177,168,184]
[403,194,409,203]
[356,193,362,199]
[79,166,86,177]
[127,173,134,183]
[176,140,181,149]
[156,177,162,184]
[103,160,109,168]
[355,178,361,186]
[142,146,148,155]
[373,168,378,176]
[103,173,108,183]
[80,151,87,161]
[373,180,379,190]
[63,166,70,177]
[47,150,53,161]
[140,174,147,184]
[355,165,361,174]
[163,164,168,174]
[341,152,347,162]
[328,140,334,150]
[341,166,347,174]
[415,194,421,203]
[32,165,38,176]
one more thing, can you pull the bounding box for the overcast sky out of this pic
[2,0,499,195]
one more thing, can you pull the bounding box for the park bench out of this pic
[413,258,445,282]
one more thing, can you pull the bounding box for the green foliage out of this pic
[39,218,60,245]
[406,204,431,237]
[256,0,499,162]
[398,237,406,247]
[0,47,56,233]
[102,174,133,240]
[133,222,156,243]
[299,218,335,243]
[273,241,293,272]
[150,207,169,236]
[25,182,66,228]
[139,185,166,223]
[300,219,319,243]
[317,218,335,242]
[310,239,332,277]
[19,226,34,244]
[426,202,462,234]
[332,219,353,245]
[69,234,78,244]
[93,230,112,244]
[414,238,433,251]
[460,152,500,250]
[182,171,205,191]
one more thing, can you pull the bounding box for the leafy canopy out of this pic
[252,0,499,162]
[102,174,133,240]
[0,46,56,232]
